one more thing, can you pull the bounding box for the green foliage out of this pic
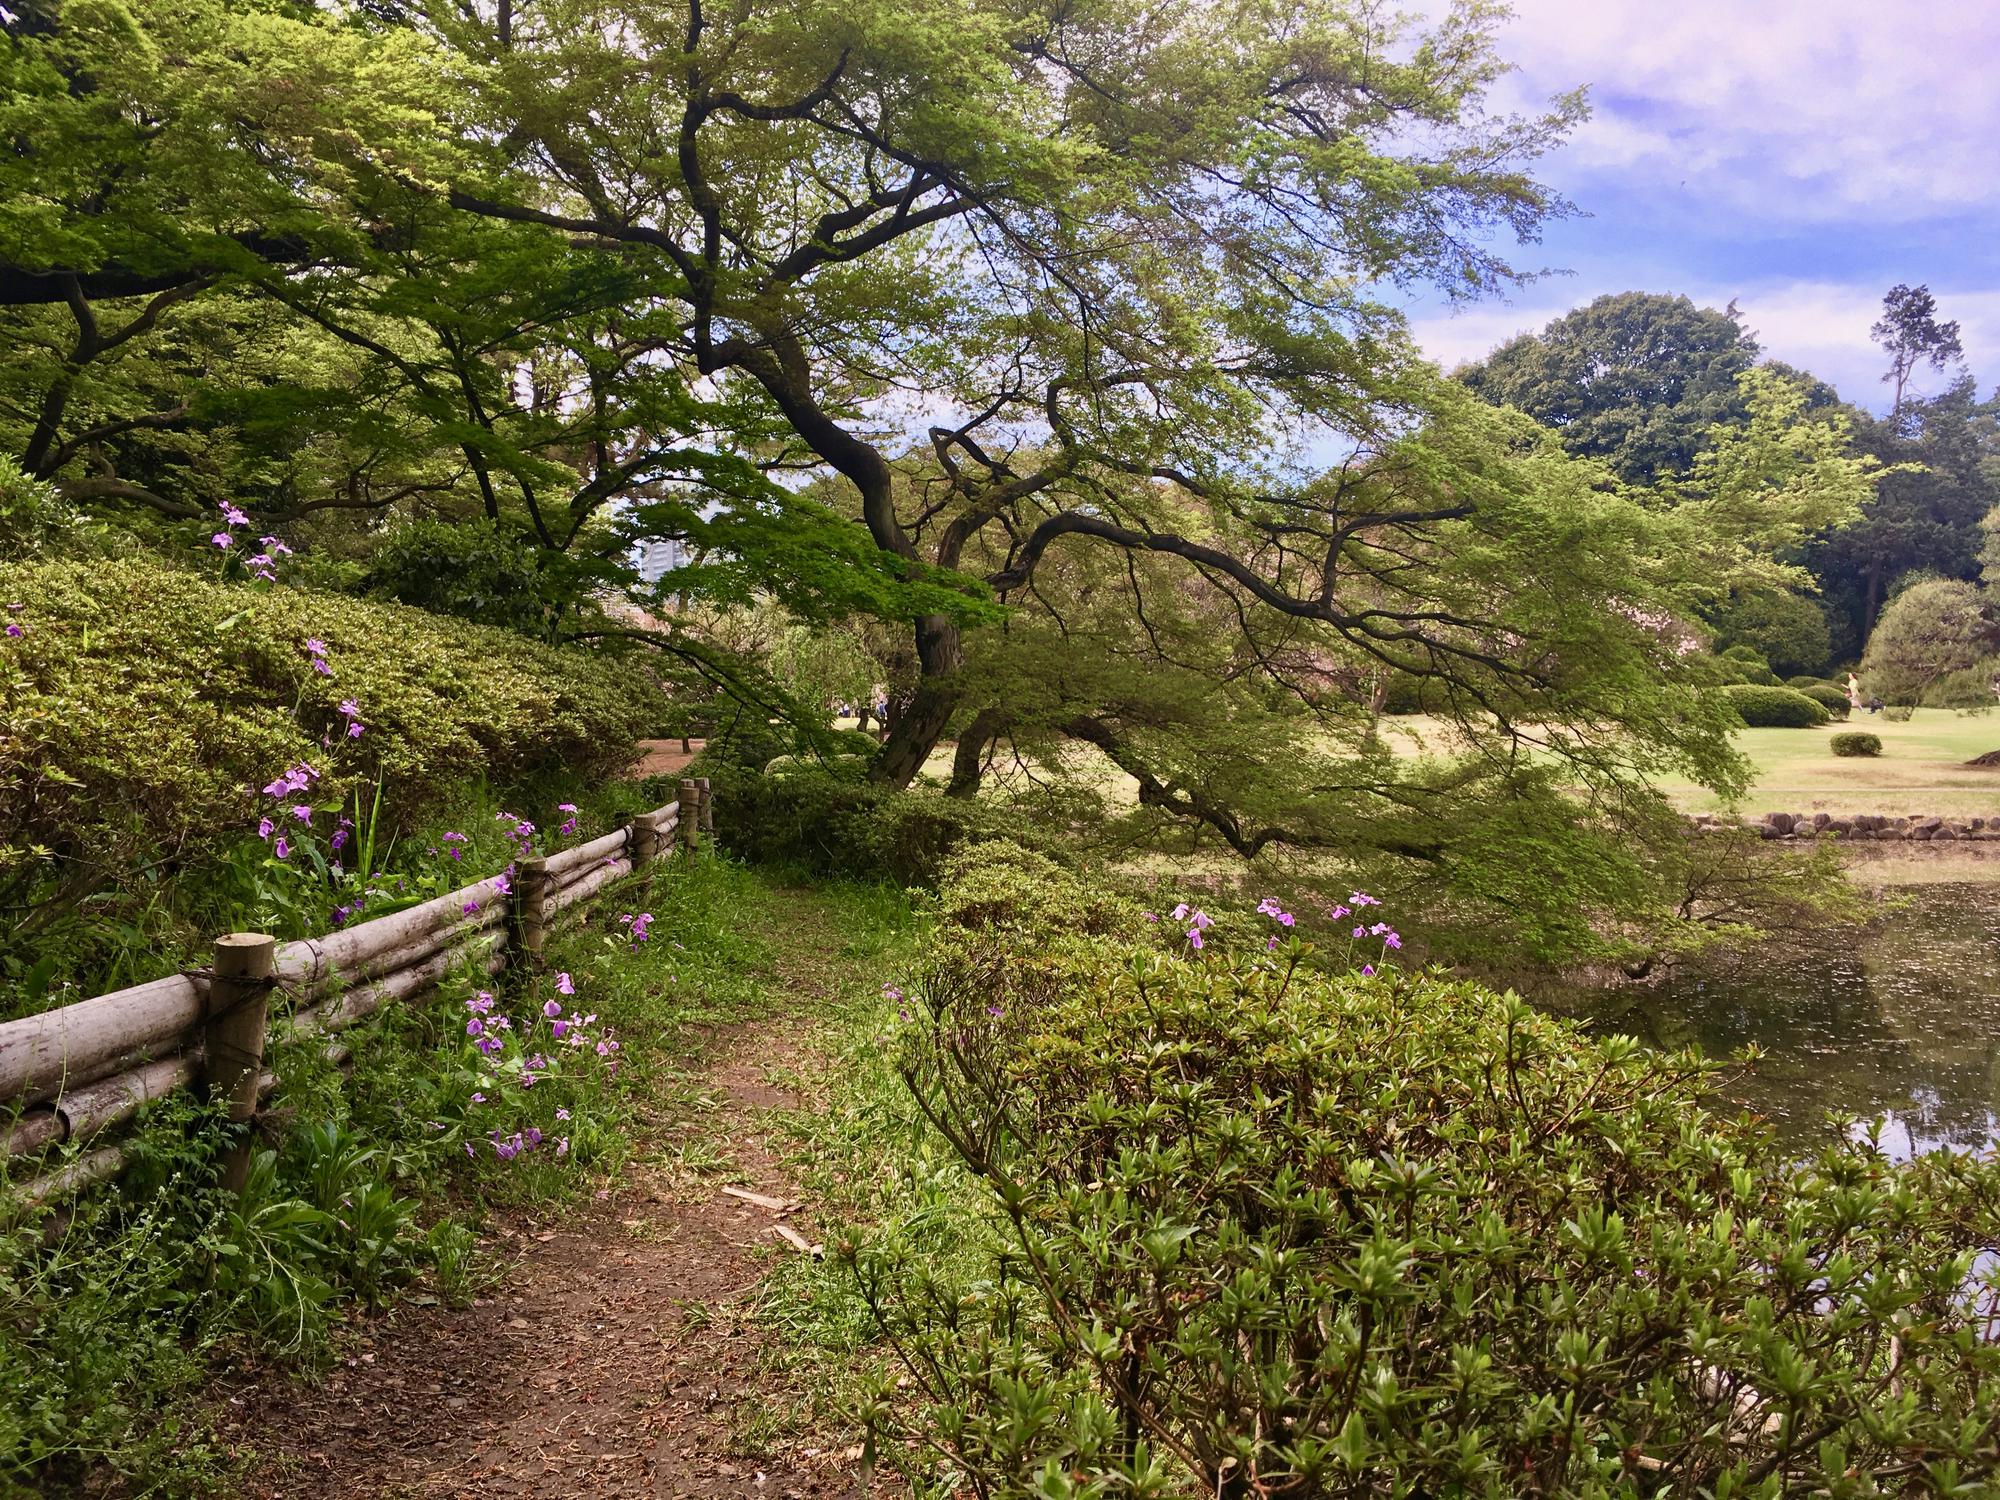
[1721,683,1830,727]
[1459,292,1757,482]
[853,871,2000,1496]
[1918,659,2000,710]
[363,519,599,639]
[1714,643,1780,684]
[0,558,659,986]
[1860,576,1999,705]
[1831,732,1883,757]
[1797,682,1852,718]
[1714,588,1831,678]
[705,767,1048,888]
[0,457,77,559]
[1882,704,1916,723]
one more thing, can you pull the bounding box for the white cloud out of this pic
[1484,0,2000,222]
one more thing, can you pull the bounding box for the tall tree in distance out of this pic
[1458,291,1758,483]
[1873,283,1965,424]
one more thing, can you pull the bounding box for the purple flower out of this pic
[272,837,290,859]
[470,1091,486,1104]
[311,658,333,677]
[210,532,232,549]
[1142,911,1158,922]
[347,721,364,738]
[257,817,275,840]
[493,873,512,896]
[463,900,480,915]
[552,1019,568,1039]
[1187,928,1204,951]
[466,1018,484,1037]
[882,982,903,1002]
[1350,891,1380,908]
[220,502,250,527]
[304,638,328,656]
[476,1035,502,1055]
[338,698,360,717]
[543,998,563,1018]
[555,1108,571,1121]
[291,803,313,822]
[1383,933,1403,951]
[1353,926,1366,939]
[523,1128,542,1148]
[556,972,574,995]
[1361,964,1377,977]
[1170,902,1191,921]
[986,1005,1005,1017]
[260,535,293,557]
[3,623,21,639]
[1327,904,1350,920]
[330,827,347,853]
[1267,936,1279,950]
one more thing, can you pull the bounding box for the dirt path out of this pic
[223,1014,862,1498]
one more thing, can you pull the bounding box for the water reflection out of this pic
[1536,884,2000,1155]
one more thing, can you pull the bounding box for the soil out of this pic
[218,1019,862,1499]
[631,740,707,780]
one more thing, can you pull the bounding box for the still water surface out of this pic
[1538,884,2000,1155]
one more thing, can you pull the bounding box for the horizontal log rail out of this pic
[0,778,712,1208]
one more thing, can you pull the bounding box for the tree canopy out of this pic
[1458,291,1759,484]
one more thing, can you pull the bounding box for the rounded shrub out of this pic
[1720,682,1830,727]
[860,864,2000,1496]
[1831,731,1884,757]
[1797,682,1851,719]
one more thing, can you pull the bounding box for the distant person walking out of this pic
[1845,672,1865,712]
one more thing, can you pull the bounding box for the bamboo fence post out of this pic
[697,776,713,837]
[678,779,699,857]
[206,933,275,1195]
[629,812,660,871]
[511,857,551,970]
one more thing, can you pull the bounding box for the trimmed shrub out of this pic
[1720,682,1829,727]
[1784,674,1834,691]
[1831,731,1883,757]
[1883,704,1915,722]
[857,866,2000,1496]
[1797,682,1851,719]
[0,559,660,920]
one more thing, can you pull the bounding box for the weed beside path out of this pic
[220,872,914,1499]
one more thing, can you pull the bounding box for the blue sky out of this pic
[1405,0,2000,411]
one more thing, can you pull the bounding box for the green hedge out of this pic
[855,855,2000,1495]
[1797,682,1851,719]
[1831,731,1883,757]
[1721,682,1830,727]
[0,558,660,918]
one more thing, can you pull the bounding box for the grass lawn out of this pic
[1659,711,2000,817]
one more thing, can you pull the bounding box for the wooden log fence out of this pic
[0,784,710,1209]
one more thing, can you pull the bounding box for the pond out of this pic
[1537,883,2000,1157]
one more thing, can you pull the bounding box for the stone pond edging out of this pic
[1687,811,2000,842]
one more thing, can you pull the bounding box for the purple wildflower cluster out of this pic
[1327,890,1400,976]
[4,602,24,639]
[211,501,292,582]
[337,698,365,741]
[618,911,653,949]
[1169,902,1214,951]
[557,802,580,837]
[496,810,537,858]
[457,972,619,1162]
[303,637,333,678]
[255,761,319,860]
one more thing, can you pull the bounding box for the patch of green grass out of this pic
[1656,711,2000,817]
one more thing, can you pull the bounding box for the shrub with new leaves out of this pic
[849,856,2000,1496]
[1831,732,1884,758]
[0,558,659,925]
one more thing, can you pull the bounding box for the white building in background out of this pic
[632,538,687,587]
